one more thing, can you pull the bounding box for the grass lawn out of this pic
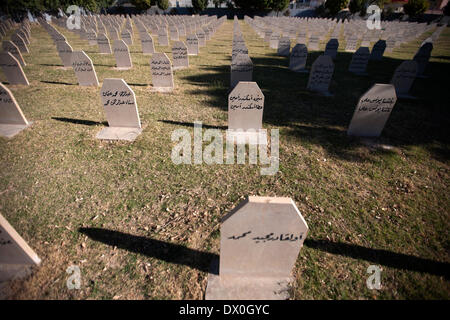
[0,19,449,299]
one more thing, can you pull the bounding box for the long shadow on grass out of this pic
[158,119,227,130]
[181,51,450,162]
[305,239,450,280]
[52,117,107,126]
[79,227,218,274]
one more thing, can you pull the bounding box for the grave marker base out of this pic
[96,126,142,141]
[205,259,291,300]
[0,122,32,138]
[226,129,268,145]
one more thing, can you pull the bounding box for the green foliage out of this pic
[157,0,169,10]
[348,0,363,14]
[269,0,290,13]
[233,0,270,10]
[130,0,153,11]
[192,0,209,12]
[325,0,349,15]
[403,0,429,16]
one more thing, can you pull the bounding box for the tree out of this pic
[269,0,289,15]
[192,0,209,12]
[130,0,153,11]
[212,0,226,8]
[348,0,363,14]
[157,0,169,10]
[325,0,349,15]
[403,0,429,16]
[233,0,270,11]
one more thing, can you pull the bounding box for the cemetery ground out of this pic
[0,19,449,300]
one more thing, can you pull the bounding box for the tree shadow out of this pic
[78,227,218,274]
[181,50,450,162]
[158,119,227,130]
[40,80,76,86]
[38,63,63,67]
[304,239,450,280]
[52,117,107,126]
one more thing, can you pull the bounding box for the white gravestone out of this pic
[277,37,291,57]
[0,52,29,85]
[186,34,199,55]
[158,28,169,47]
[11,33,28,54]
[97,33,112,54]
[307,55,334,96]
[172,41,189,70]
[150,52,174,92]
[347,83,397,137]
[227,81,267,145]
[140,32,155,55]
[2,41,26,67]
[96,78,142,141]
[56,41,73,68]
[113,39,132,70]
[205,196,308,300]
[197,30,206,46]
[0,82,31,138]
[230,53,253,89]
[121,29,133,46]
[71,51,99,87]
[348,46,370,75]
[289,44,308,73]
[390,60,417,99]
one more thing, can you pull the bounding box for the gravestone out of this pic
[11,33,28,54]
[307,55,334,96]
[150,52,174,91]
[231,43,248,62]
[2,41,26,67]
[0,82,31,138]
[186,34,199,55]
[56,41,73,68]
[97,33,112,54]
[370,40,386,61]
[413,42,432,78]
[197,30,206,46]
[140,32,155,55]
[0,52,29,85]
[390,60,417,99]
[113,40,132,70]
[230,53,253,89]
[277,37,290,57]
[172,41,189,70]
[96,78,142,141]
[169,25,179,41]
[348,47,370,75]
[269,33,280,49]
[0,213,41,283]
[347,83,397,137]
[324,38,339,59]
[87,29,97,46]
[158,28,169,46]
[71,51,99,86]
[121,29,133,46]
[205,196,308,300]
[308,35,319,51]
[227,81,266,145]
[345,37,358,52]
[289,44,308,73]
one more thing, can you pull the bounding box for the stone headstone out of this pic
[96,78,142,141]
[0,82,31,138]
[230,53,253,89]
[71,51,99,86]
[390,60,417,99]
[0,52,29,85]
[205,196,308,300]
[277,37,290,57]
[150,52,174,91]
[307,55,334,96]
[169,25,179,41]
[113,39,132,70]
[348,46,370,75]
[11,33,29,54]
[227,81,266,145]
[186,34,199,55]
[324,38,339,59]
[56,41,73,68]
[2,41,26,67]
[197,30,206,46]
[158,28,169,46]
[345,37,358,52]
[121,29,133,46]
[140,32,155,55]
[172,41,189,70]
[0,213,41,282]
[289,44,308,73]
[269,33,280,49]
[97,33,112,54]
[347,83,397,137]
[308,35,319,51]
[370,40,386,61]
[87,29,97,45]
